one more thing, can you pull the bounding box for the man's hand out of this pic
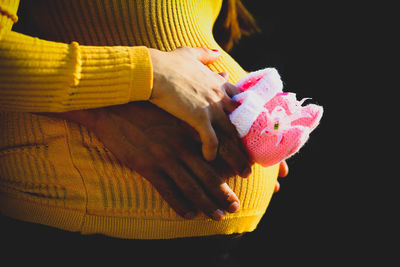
[48,102,251,221]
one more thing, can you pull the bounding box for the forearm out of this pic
[0,31,153,112]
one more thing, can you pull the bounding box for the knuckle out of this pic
[175,46,192,57]
[178,46,199,57]
[212,87,225,100]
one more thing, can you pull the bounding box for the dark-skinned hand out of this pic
[40,102,289,219]
[43,101,252,220]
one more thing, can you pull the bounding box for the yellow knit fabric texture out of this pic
[0,0,279,239]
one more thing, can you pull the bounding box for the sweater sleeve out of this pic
[0,0,153,112]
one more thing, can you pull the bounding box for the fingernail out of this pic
[210,49,220,56]
[212,209,225,221]
[228,201,240,213]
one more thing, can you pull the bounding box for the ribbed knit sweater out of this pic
[0,0,279,239]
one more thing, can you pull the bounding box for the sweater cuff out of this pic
[77,45,153,107]
[128,46,153,101]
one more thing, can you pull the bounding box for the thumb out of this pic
[193,119,219,161]
[192,47,220,65]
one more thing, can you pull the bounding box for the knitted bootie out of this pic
[229,68,323,167]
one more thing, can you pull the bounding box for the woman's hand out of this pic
[47,102,251,221]
[149,47,240,162]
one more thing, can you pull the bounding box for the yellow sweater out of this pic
[0,0,279,239]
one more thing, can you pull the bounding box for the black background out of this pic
[227,1,389,266]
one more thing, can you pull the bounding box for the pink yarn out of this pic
[229,68,323,167]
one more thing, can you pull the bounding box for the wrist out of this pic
[148,49,158,101]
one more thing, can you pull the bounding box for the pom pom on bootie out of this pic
[229,68,323,167]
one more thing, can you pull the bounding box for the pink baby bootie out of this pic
[229,68,323,167]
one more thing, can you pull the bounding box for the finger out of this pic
[194,119,218,161]
[162,158,225,221]
[218,138,252,178]
[279,161,289,178]
[213,110,252,177]
[222,82,242,98]
[190,47,220,65]
[221,94,239,114]
[179,121,201,142]
[144,170,196,219]
[210,156,236,179]
[180,147,240,213]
